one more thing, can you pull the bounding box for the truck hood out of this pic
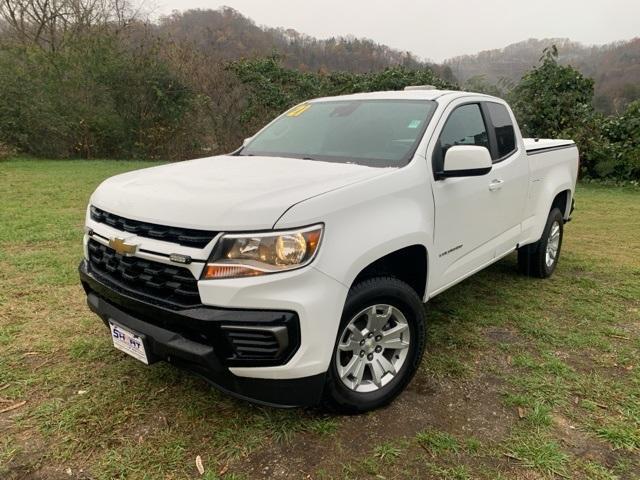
[90,155,391,231]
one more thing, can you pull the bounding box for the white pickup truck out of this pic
[79,88,578,412]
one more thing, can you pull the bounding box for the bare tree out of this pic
[0,0,143,50]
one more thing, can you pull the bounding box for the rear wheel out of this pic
[323,277,426,413]
[518,208,564,278]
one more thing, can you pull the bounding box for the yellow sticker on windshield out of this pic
[287,103,311,117]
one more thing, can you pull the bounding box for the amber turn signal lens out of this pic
[303,229,321,252]
[203,264,263,279]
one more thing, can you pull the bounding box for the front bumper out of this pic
[79,260,326,407]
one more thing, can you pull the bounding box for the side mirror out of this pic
[439,145,492,179]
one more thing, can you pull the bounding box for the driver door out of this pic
[429,102,503,293]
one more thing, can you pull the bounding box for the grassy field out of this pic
[1,158,639,480]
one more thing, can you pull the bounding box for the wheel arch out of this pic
[550,188,572,220]
[350,244,429,301]
[521,180,575,247]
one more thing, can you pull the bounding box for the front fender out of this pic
[275,163,433,299]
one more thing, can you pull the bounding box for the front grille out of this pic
[87,239,200,307]
[90,206,217,249]
[221,325,289,362]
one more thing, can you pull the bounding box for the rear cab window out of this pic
[484,102,517,161]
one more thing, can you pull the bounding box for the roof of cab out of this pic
[309,89,493,103]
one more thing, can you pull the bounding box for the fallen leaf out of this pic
[517,407,526,419]
[219,463,229,476]
[196,455,204,475]
[0,400,26,414]
[506,355,513,365]
[77,390,88,395]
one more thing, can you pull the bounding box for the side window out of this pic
[433,103,489,172]
[486,102,516,160]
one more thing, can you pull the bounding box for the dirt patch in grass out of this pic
[234,369,514,479]
[1,426,49,480]
[552,414,608,463]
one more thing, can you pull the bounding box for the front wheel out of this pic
[323,277,426,413]
[518,207,564,278]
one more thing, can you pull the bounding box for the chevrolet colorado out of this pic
[79,88,578,412]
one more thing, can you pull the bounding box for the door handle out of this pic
[489,179,504,191]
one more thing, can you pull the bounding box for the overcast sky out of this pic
[153,0,639,62]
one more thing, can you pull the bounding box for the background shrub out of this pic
[0,33,211,160]
[227,56,456,139]
[509,47,639,180]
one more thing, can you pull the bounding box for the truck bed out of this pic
[520,137,579,246]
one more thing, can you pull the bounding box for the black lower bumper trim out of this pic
[80,261,325,407]
[79,260,300,367]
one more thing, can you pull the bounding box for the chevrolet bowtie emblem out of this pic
[109,237,138,256]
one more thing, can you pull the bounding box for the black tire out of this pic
[322,276,427,413]
[518,208,564,278]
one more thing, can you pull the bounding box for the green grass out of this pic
[373,441,404,461]
[416,429,460,454]
[507,435,569,477]
[1,158,639,478]
[594,422,640,451]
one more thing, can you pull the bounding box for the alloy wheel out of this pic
[335,304,411,393]
[546,220,561,268]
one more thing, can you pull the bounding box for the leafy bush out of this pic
[228,56,456,136]
[0,35,209,160]
[599,100,640,179]
[509,46,639,180]
[510,46,595,138]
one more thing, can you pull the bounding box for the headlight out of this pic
[202,224,323,279]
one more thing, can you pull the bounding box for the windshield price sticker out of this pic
[287,103,312,117]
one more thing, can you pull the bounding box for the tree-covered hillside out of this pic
[446,38,640,114]
[156,7,455,81]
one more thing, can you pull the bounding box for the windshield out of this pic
[240,99,437,167]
